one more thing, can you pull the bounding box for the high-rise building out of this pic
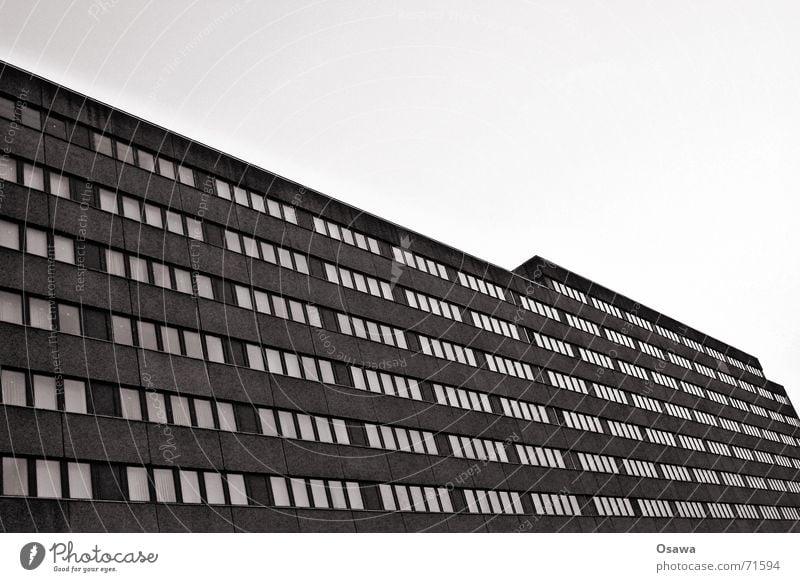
[1,60,798,532]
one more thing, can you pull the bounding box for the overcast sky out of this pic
[1,1,798,406]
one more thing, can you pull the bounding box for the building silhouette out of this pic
[1,60,799,532]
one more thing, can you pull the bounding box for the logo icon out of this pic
[20,542,45,570]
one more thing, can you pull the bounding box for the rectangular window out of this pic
[194,399,215,429]
[25,227,48,257]
[184,331,203,359]
[2,457,28,495]
[144,204,162,227]
[99,188,118,214]
[170,396,191,426]
[0,219,20,249]
[146,392,167,423]
[53,235,74,264]
[129,256,149,283]
[204,472,225,504]
[105,249,126,277]
[121,196,140,220]
[120,388,142,420]
[112,315,134,345]
[160,326,181,355]
[23,163,44,190]
[179,470,201,503]
[137,321,158,350]
[36,460,62,498]
[270,476,291,506]
[173,269,192,294]
[153,468,176,502]
[58,304,81,335]
[49,174,70,198]
[227,474,248,505]
[0,290,22,324]
[64,379,87,413]
[1,369,26,406]
[205,335,225,363]
[157,158,175,180]
[93,133,113,156]
[33,375,57,410]
[28,297,53,330]
[177,165,195,187]
[165,211,184,235]
[127,467,150,501]
[68,462,92,499]
[138,150,155,172]
[216,402,236,431]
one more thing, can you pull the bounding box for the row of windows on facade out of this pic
[0,156,777,409]
[0,162,790,419]
[0,123,773,391]
[2,152,630,366]
[3,455,798,521]
[3,360,800,489]
[2,207,776,435]
[1,284,797,469]
[2,281,797,459]
[0,142,507,308]
[550,279,766,380]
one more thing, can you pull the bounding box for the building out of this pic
[1,60,799,533]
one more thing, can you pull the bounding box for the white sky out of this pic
[1,0,798,406]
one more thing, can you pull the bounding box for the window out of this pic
[144,204,162,227]
[2,457,28,495]
[157,158,175,180]
[129,256,149,283]
[177,165,195,186]
[194,400,214,429]
[184,331,203,359]
[179,470,201,503]
[99,188,118,213]
[161,326,181,355]
[28,297,52,330]
[1,369,26,406]
[175,269,193,294]
[195,275,214,299]
[165,211,184,235]
[153,468,176,502]
[171,396,191,426]
[120,388,142,420]
[112,316,134,345]
[64,379,87,413]
[36,460,62,498]
[23,163,44,190]
[53,235,74,264]
[49,174,70,198]
[0,219,19,249]
[146,392,167,423]
[138,150,155,172]
[105,249,126,277]
[0,290,22,324]
[121,196,140,220]
[204,472,225,504]
[33,375,57,410]
[25,227,47,257]
[127,467,150,501]
[137,321,158,350]
[92,133,113,156]
[216,402,236,431]
[68,462,92,499]
[227,474,248,505]
[205,335,225,363]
